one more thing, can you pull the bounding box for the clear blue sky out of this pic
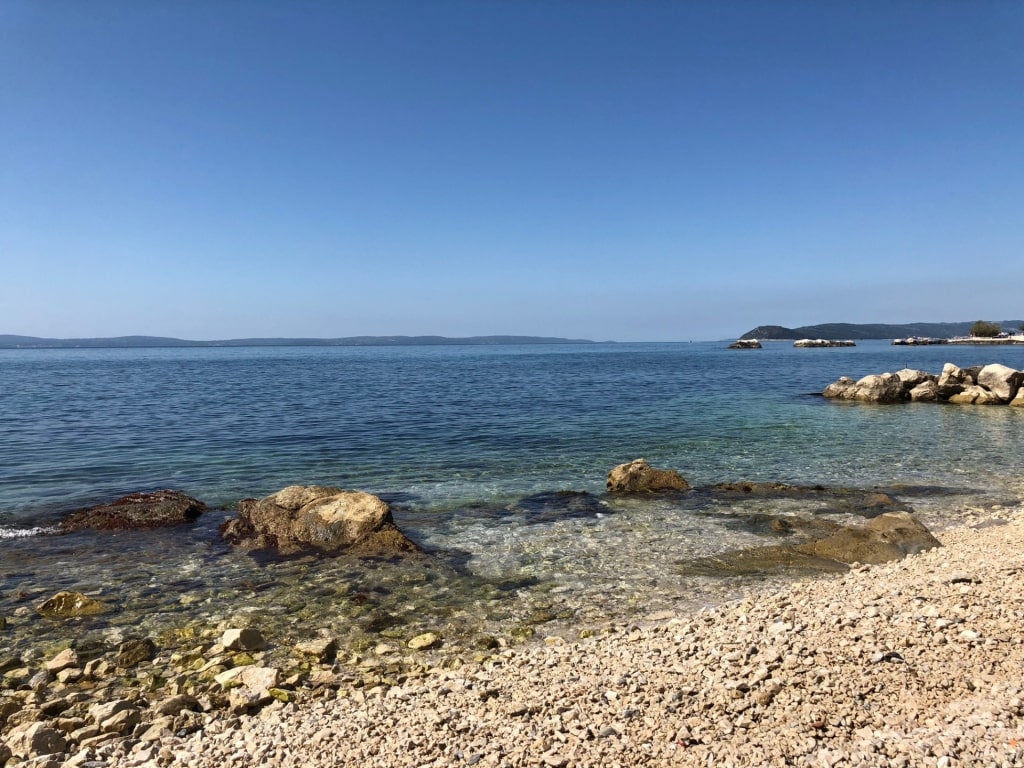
[2,2,1021,341]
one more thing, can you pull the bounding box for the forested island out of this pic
[740,320,1024,341]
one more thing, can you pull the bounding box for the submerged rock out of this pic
[678,512,940,576]
[37,591,108,618]
[220,485,420,557]
[408,632,440,650]
[506,491,608,523]
[606,459,690,493]
[60,490,206,532]
[795,511,940,564]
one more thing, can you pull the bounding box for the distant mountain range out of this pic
[739,321,1024,341]
[0,334,596,349]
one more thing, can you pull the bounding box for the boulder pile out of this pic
[795,339,856,348]
[824,362,1024,405]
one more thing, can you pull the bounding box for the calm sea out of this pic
[2,341,1023,653]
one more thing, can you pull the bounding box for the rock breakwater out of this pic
[824,362,1024,405]
[795,339,856,348]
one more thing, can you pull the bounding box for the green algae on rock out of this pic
[36,591,108,618]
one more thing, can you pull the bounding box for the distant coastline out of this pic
[739,320,1024,341]
[0,334,597,350]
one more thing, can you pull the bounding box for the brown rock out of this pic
[114,638,156,667]
[220,485,418,556]
[154,694,202,717]
[294,637,337,662]
[606,458,689,493]
[59,490,206,531]
[37,591,108,618]
[947,385,1002,405]
[44,648,79,673]
[222,627,267,651]
[796,512,940,564]
[5,721,68,758]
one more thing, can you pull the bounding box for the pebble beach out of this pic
[17,505,1013,768]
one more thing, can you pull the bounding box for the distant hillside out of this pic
[0,334,595,349]
[739,321,1024,341]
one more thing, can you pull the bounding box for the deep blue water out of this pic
[3,340,1024,525]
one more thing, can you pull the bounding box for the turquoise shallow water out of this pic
[1,341,1023,655]
[3,340,1023,520]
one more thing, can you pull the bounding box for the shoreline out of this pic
[36,503,1021,767]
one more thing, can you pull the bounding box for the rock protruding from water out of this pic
[220,485,420,557]
[823,362,1024,405]
[822,373,905,403]
[794,339,856,348]
[728,339,762,349]
[606,459,690,493]
[59,490,207,532]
